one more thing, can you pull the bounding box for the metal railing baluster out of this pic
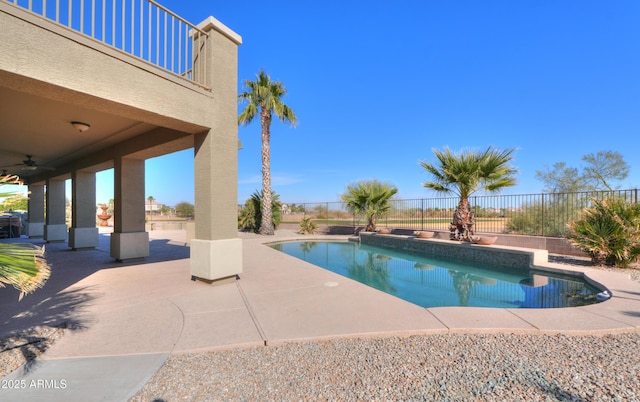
[139,0,143,58]
[130,0,134,54]
[111,0,115,45]
[101,0,105,42]
[91,0,95,38]
[7,0,209,88]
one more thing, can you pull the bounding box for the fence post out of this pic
[541,193,545,237]
[421,198,425,231]
[326,202,329,226]
[472,196,477,232]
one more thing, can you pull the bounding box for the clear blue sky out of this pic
[99,1,639,206]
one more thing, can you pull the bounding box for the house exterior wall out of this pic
[1,4,244,280]
[0,3,213,132]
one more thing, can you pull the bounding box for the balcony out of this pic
[5,0,210,89]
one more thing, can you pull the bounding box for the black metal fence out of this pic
[278,189,639,238]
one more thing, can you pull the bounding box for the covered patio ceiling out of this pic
[0,69,208,188]
[0,83,160,183]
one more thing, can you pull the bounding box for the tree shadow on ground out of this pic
[0,286,94,334]
[0,231,192,377]
[0,286,95,375]
[0,232,190,338]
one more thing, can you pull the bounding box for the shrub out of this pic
[567,197,640,267]
[238,191,281,233]
[238,200,257,231]
[298,217,317,235]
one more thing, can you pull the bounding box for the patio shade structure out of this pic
[0,1,243,283]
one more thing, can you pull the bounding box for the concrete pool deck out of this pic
[1,229,639,400]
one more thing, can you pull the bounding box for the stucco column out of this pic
[190,17,243,283]
[27,184,45,238]
[44,178,67,242]
[69,170,99,249]
[110,156,149,261]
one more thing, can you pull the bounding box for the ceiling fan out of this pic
[0,155,55,173]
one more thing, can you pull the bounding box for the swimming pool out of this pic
[270,241,601,308]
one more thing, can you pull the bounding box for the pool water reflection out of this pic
[270,241,601,309]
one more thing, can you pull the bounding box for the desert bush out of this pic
[567,197,640,267]
[298,217,317,235]
[238,191,282,233]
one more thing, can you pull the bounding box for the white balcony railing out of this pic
[5,0,209,89]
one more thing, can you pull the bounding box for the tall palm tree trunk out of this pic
[259,108,274,235]
[451,198,475,241]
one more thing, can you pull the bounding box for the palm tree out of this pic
[420,146,517,241]
[147,195,155,220]
[341,180,398,232]
[238,70,297,235]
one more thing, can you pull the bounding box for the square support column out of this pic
[27,184,45,238]
[44,178,67,242]
[69,170,99,249]
[190,17,243,283]
[110,157,149,261]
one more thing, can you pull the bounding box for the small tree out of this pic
[175,202,194,219]
[536,150,630,193]
[341,180,398,232]
[582,150,630,191]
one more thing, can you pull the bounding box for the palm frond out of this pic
[0,243,51,300]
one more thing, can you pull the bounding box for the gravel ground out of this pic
[0,325,65,378]
[131,332,640,401]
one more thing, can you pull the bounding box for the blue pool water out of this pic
[270,241,601,308]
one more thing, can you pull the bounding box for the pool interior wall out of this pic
[356,232,549,271]
[355,233,610,298]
